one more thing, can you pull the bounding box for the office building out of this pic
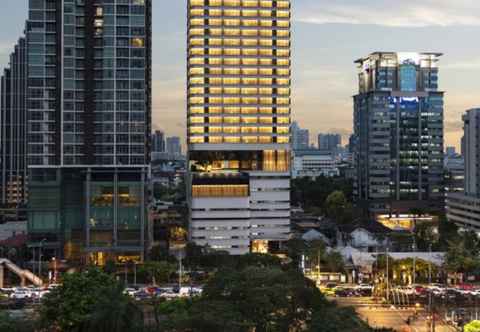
[187,0,291,254]
[446,146,456,158]
[166,136,182,156]
[0,38,28,217]
[152,130,165,153]
[444,155,464,194]
[292,150,339,179]
[353,52,444,219]
[318,133,341,152]
[24,0,152,264]
[446,109,480,230]
[291,121,309,151]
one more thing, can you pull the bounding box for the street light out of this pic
[38,238,47,279]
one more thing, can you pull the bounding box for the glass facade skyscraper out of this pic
[352,52,444,217]
[187,0,291,254]
[1,38,28,215]
[20,0,152,264]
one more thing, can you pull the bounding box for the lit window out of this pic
[209,136,223,143]
[190,137,204,144]
[189,127,204,134]
[225,107,240,113]
[242,107,257,114]
[190,117,204,124]
[242,117,257,124]
[131,38,144,47]
[224,137,241,143]
[243,136,258,143]
[242,127,258,133]
[224,127,240,134]
[208,127,222,134]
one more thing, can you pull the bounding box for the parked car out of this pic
[10,290,31,300]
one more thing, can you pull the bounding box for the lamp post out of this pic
[412,240,416,286]
[38,238,46,279]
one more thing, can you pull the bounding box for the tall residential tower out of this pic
[187,0,291,254]
[353,52,444,220]
[0,38,28,218]
[25,0,152,264]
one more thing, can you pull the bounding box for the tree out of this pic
[309,306,372,332]
[324,191,353,224]
[39,268,143,331]
[0,312,34,332]
[437,215,460,250]
[465,320,480,332]
[138,261,176,285]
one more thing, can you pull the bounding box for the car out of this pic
[9,290,31,300]
[334,287,356,297]
[397,286,416,296]
[320,283,337,296]
[124,288,139,297]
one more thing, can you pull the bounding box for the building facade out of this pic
[292,150,339,179]
[447,109,480,231]
[0,38,28,217]
[352,52,444,217]
[187,0,291,254]
[152,130,165,153]
[291,121,309,151]
[166,136,182,156]
[24,0,152,264]
[318,133,341,152]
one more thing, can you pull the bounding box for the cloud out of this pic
[295,0,480,28]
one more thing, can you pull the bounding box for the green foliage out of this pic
[309,306,372,332]
[149,245,177,262]
[183,243,282,271]
[465,320,480,332]
[444,232,480,274]
[39,268,143,332]
[0,312,34,332]
[103,259,117,275]
[158,265,379,332]
[138,261,177,285]
[437,215,460,250]
[291,176,353,213]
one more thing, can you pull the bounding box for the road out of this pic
[334,297,458,332]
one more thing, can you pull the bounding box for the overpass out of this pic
[0,259,43,287]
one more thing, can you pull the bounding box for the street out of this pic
[334,298,459,332]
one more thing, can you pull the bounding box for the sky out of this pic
[2,1,480,150]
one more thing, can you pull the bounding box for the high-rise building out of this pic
[447,109,480,230]
[291,121,309,151]
[187,0,291,254]
[353,52,444,218]
[152,130,165,153]
[318,133,341,152]
[166,136,181,156]
[0,38,28,214]
[24,0,152,264]
[446,146,456,158]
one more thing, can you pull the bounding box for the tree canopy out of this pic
[159,265,372,332]
[39,268,143,332]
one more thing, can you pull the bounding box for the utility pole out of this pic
[412,239,416,286]
[386,244,390,303]
[178,255,183,290]
[317,249,321,284]
[428,244,435,332]
[38,239,46,279]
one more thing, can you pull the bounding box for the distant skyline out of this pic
[2,1,480,149]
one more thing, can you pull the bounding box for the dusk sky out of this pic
[2,1,480,149]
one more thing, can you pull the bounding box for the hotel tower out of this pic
[187,0,292,254]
